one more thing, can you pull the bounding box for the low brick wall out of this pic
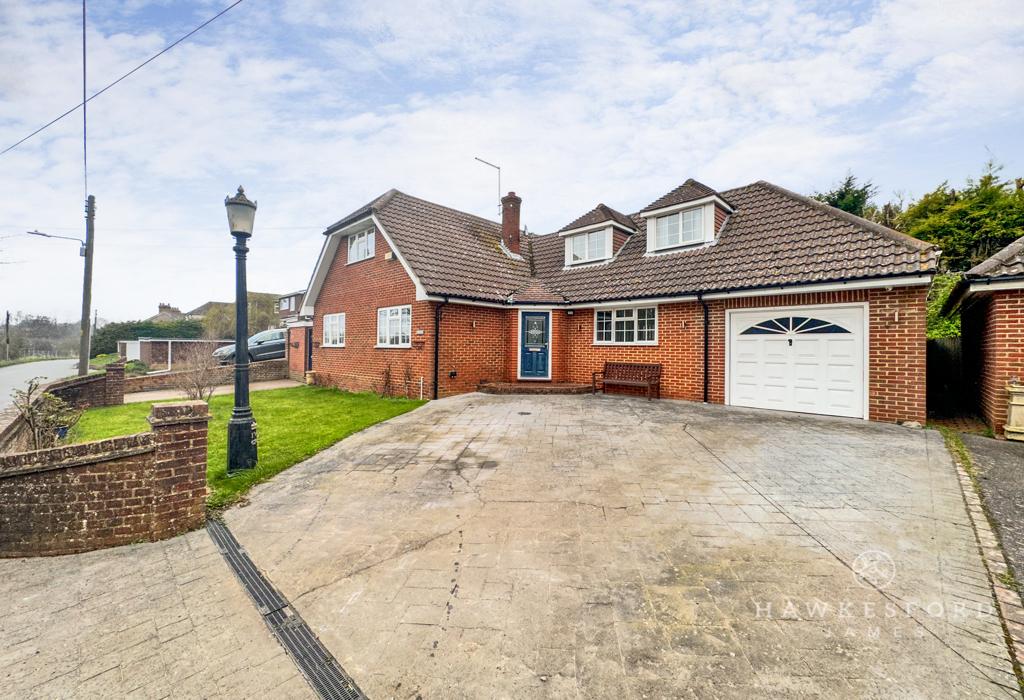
[0,401,210,557]
[0,363,126,454]
[122,358,288,394]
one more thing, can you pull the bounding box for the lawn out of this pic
[70,385,425,508]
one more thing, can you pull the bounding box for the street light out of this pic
[224,186,257,474]
[27,194,95,377]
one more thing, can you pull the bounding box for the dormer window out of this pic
[565,227,612,266]
[655,208,703,249]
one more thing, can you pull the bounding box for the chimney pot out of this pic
[501,191,522,255]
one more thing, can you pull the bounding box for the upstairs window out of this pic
[566,228,611,265]
[348,229,375,264]
[377,305,411,347]
[323,313,345,346]
[594,306,657,345]
[655,208,703,250]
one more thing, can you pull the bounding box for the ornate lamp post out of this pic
[225,186,258,474]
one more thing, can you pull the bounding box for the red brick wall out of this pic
[312,227,434,397]
[436,305,507,396]
[288,327,308,381]
[564,286,928,423]
[0,401,209,557]
[964,290,1024,434]
[121,359,287,394]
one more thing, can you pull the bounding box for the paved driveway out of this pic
[222,394,1017,698]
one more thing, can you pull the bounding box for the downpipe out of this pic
[699,293,710,403]
[433,297,448,400]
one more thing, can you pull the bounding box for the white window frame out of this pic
[347,228,376,264]
[564,227,612,266]
[593,306,658,345]
[376,305,412,348]
[322,313,346,347]
[645,202,717,254]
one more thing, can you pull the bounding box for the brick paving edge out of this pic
[950,447,1024,686]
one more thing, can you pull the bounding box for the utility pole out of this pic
[78,195,95,376]
[3,311,9,362]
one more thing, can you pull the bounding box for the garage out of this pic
[727,304,867,419]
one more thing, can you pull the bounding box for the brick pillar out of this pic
[104,361,126,406]
[147,401,210,539]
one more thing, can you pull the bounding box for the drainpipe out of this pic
[699,293,709,403]
[433,297,448,400]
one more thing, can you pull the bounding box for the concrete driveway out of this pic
[222,394,1018,698]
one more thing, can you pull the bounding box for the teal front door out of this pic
[520,311,550,379]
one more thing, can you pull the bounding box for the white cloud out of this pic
[0,0,1021,321]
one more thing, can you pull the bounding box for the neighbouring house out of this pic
[290,178,938,423]
[944,235,1024,435]
[144,303,185,322]
[118,337,232,369]
[278,290,306,323]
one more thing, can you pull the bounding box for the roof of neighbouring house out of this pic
[965,235,1024,279]
[941,234,1024,316]
[311,178,938,307]
[558,204,636,233]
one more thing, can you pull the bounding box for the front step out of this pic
[479,381,592,395]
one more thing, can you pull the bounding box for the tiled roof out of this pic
[640,178,724,213]
[343,190,532,303]
[328,179,937,306]
[558,204,636,233]
[530,181,937,303]
[966,235,1024,279]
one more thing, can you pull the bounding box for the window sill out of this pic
[346,256,374,265]
[564,258,611,268]
[375,344,412,349]
[593,341,658,347]
[322,343,345,348]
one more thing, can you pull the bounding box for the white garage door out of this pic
[728,305,866,419]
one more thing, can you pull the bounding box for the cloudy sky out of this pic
[0,0,1021,322]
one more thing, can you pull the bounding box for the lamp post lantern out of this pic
[225,186,258,474]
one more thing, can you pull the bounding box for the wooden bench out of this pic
[592,362,662,400]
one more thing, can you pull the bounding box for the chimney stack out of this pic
[501,191,522,255]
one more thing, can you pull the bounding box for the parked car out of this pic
[213,329,287,365]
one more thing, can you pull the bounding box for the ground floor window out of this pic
[594,306,657,344]
[377,305,411,347]
[322,313,345,346]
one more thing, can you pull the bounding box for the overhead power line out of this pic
[0,0,246,158]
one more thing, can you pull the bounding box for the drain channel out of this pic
[207,518,367,700]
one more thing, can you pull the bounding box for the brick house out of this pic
[292,178,938,423]
[945,235,1024,434]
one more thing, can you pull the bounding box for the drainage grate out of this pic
[207,518,367,700]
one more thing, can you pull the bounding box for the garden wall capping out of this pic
[0,400,210,557]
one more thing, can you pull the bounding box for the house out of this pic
[291,178,937,423]
[278,290,305,323]
[144,303,185,323]
[944,235,1024,434]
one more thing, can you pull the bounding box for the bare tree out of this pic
[11,378,82,450]
[174,344,222,402]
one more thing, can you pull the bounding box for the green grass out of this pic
[70,385,425,508]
